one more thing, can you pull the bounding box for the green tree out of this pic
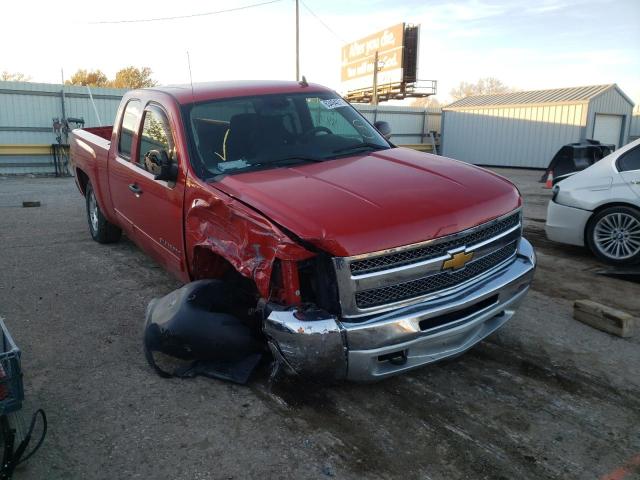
[110,66,157,89]
[66,69,109,87]
[450,77,513,100]
[1,71,31,81]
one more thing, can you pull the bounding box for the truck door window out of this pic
[118,100,141,159]
[190,100,257,166]
[138,107,176,171]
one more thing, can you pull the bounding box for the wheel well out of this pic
[190,246,261,317]
[76,168,89,196]
[190,246,259,293]
[584,202,640,245]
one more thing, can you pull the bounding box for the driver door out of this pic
[125,104,186,279]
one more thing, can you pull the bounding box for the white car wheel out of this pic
[587,206,640,265]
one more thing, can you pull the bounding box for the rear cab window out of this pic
[118,100,142,159]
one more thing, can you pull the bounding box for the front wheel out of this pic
[586,206,640,265]
[86,181,122,244]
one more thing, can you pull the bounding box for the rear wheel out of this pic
[586,206,640,265]
[86,181,122,244]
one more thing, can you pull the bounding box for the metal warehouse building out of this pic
[441,84,634,168]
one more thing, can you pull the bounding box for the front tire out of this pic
[86,181,122,244]
[586,206,640,265]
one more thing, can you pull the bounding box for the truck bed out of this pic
[70,127,112,155]
[69,127,113,199]
[83,126,113,141]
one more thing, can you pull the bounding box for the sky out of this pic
[1,0,639,105]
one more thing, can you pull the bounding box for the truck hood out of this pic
[213,147,521,256]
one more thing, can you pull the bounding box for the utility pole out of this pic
[371,50,379,105]
[295,0,300,81]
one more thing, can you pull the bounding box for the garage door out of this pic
[593,114,623,148]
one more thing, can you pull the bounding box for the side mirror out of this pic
[374,121,392,140]
[145,150,178,182]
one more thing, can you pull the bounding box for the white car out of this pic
[545,138,640,265]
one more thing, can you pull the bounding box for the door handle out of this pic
[128,183,143,196]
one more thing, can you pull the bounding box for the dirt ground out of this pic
[0,169,639,480]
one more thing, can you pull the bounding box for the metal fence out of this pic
[352,104,441,145]
[0,81,443,175]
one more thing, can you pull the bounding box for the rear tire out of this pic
[86,181,122,244]
[586,205,640,265]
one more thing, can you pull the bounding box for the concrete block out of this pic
[573,300,637,338]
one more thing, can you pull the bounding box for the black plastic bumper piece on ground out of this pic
[143,280,263,385]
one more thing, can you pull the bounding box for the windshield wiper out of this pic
[210,155,325,176]
[332,142,389,155]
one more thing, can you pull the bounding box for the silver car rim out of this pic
[88,191,99,233]
[594,212,640,260]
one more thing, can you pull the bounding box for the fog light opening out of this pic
[378,350,408,365]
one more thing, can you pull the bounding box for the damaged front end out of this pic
[262,237,536,382]
[144,238,536,383]
[147,178,535,384]
[145,183,340,384]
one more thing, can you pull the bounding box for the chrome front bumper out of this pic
[264,238,536,381]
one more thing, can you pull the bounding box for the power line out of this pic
[90,0,284,24]
[300,0,346,43]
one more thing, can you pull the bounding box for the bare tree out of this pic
[1,71,31,82]
[450,77,513,100]
[411,97,442,109]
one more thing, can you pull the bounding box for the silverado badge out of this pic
[443,250,474,271]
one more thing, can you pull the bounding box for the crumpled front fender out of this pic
[184,182,314,298]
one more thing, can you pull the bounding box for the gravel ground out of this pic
[0,169,639,480]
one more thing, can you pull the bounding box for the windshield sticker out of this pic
[320,98,349,109]
[217,159,250,172]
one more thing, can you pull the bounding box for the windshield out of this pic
[184,91,390,177]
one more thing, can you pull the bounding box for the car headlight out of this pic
[551,184,560,202]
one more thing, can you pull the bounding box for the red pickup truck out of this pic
[70,80,535,381]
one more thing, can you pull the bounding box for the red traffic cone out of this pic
[544,171,553,189]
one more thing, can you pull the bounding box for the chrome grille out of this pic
[355,242,517,309]
[332,209,523,318]
[350,212,521,275]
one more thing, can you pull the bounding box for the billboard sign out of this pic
[341,24,405,92]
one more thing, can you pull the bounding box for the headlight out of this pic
[551,184,560,201]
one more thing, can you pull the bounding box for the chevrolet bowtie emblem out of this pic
[443,250,474,270]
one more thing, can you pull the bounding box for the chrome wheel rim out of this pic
[594,212,640,260]
[88,191,99,233]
